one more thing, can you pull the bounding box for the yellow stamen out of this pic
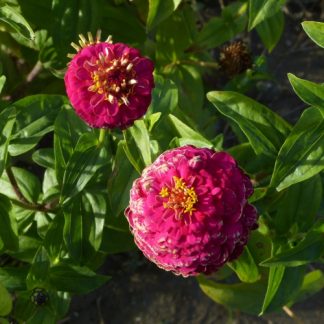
[159,176,198,218]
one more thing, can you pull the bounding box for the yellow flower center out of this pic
[159,176,198,219]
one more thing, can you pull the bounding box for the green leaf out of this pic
[0,194,18,252]
[51,0,102,68]
[0,266,28,290]
[207,91,291,157]
[128,120,152,166]
[108,141,138,217]
[288,73,324,108]
[100,225,135,254]
[0,167,41,203]
[197,2,247,49]
[9,235,41,263]
[54,107,90,186]
[101,2,145,45]
[261,222,324,267]
[0,107,16,178]
[168,114,213,148]
[228,246,260,283]
[256,10,284,52]
[293,270,324,303]
[82,192,106,253]
[49,263,109,294]
[0,5,34,41]
[274,176,322,233]
[248,0,286,30]
[155,5,197,64]
[265,266,305,313]
[26,247,50,290]
[9,95,66,156]
[270,107,324,191]
[302,21,324,48]
[198,276,265,315]
[60,133,108,204]
[260,265,285,314]
[43,213,65,263]
[0,282,12,316]
[32,148,55,169]
[149,74,178,115]
[0,75,6,94]
[147,0,182,31]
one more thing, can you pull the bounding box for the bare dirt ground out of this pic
[66,2,324,323]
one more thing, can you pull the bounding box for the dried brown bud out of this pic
[219,41,252,78]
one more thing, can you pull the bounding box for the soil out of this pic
[65,2,324,323]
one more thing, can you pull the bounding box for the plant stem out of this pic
[26,61,43,83]
[98,128,107,147]
[176,59,220,69]
[282,306,304,324]
[164,59,220,71]
[6,167,54,213]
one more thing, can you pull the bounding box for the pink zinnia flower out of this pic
[125,146,258,277]
[64,31,154,129]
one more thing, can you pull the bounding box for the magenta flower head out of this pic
[64,31,154,129]
[125,145,258,277]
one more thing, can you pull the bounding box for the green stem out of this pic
[166,59,220,70]
[98,128,107,147]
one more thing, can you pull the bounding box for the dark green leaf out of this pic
[0,266,28,290]
[0,167,41,203]
[108,141,138,217]
[0,5,34,41]
[293,270,324,304]
[261,222,324,267]
[0,282,12,316]
[82,192,106,252]
[60,133,108,204]
[256,10,284,52]
[0,107,15,177]
[51,0,102,68]
[155,6,197,63]
[26,247,50,290]
[9,95,66,156]
[149,74,178,115]
[49,263,109,294]
[197,2,247,49]
[266,266,305,313]
[302,21,324,48]
[274,176,322,233]
[44,213,65,263]
[147,0,182,31]
[0,194,18,251]
[54,107,90,186]
[100,225,135,254]
[288,73,324,108]
[270,107,324,191]
[207,91,291,157]
[248,0,286,30]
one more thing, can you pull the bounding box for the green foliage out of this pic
[302,21,324,48]
[0,0,322,321]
